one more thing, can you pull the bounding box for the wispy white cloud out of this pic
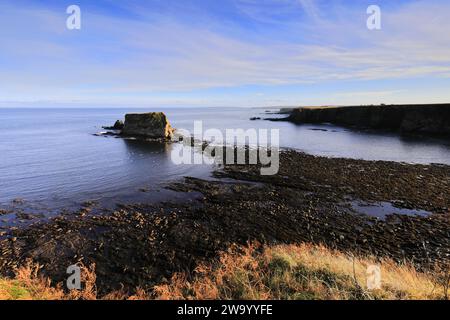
[1,0,450,106]
[297,0,320,20]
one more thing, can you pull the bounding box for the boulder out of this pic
[122,112,174,139]
[103,120,124,130]
[112,120,124,130]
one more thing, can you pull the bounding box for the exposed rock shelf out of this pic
[1,150,448,294]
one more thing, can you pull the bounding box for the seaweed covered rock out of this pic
[122,112,174,139]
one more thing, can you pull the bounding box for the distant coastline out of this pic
[270,104,450,137]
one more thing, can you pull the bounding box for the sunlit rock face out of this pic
[122,112,174,139]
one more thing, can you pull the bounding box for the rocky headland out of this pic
[279,104,450,136]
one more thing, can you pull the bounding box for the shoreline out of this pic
[1,148,449,294]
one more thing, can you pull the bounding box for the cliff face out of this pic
[122,112,174,139]
[288,104,450,136]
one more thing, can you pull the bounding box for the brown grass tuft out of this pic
[0,260,64,300]
[1,243,448,300]
[154,243,449,300]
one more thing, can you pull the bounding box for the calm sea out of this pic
[1,107,449,212]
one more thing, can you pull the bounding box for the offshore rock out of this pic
[122,112,174,139]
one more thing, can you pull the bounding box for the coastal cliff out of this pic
[286,104,450,136]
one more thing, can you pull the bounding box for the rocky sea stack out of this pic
[106,112,175,139]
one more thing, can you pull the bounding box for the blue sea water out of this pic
[0,107,449,211]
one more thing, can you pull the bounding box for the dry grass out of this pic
[0,260,150,301]
[1,244,448,300]
[0,262,65,300]
[154,243,449,300]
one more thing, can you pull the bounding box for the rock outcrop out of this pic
[122,112,174,139]
[103,120,124,130]
[286,104,450,136]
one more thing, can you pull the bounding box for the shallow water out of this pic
[0,107,449,210]
[351,201,431,220]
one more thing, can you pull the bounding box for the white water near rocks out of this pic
[351,201,431,220]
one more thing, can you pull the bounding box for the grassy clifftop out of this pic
[1,243,448,300]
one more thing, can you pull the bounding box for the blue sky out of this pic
[1,0,450,107]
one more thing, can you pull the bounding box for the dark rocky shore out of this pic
[0,149,449,294]
[277,104,450,137]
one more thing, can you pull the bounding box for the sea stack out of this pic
[122,112,175,139]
